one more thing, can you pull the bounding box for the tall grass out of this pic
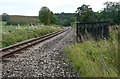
[64,26,119,77]
[2,25,62,48]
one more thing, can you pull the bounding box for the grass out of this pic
[64,25,119,77]
[1,25,63,48]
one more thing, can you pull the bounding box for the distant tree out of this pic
[76,4,97,22]
[50,12,59,25]
[54,13,76,26]
[2,13,9,21]
[39,7,51,25]
[100,1,120,24]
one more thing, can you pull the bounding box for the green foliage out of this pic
[64,26,119,77]
[0,21,6,26]
[99,1,120,24]
[54,13,76,26]
[51,12,59,25]
[38,7,59,25]
[39,7,52,25]
[2,25,62,48]
[7,20,26,25]
[76,4,97,22]
[76,1,120,24]
[2,13,10,22]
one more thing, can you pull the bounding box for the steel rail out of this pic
[1,28,69,59]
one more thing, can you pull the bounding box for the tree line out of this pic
[75,1,120,25]
[2,1,120,26]
[38,1,120,25]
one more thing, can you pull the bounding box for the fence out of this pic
[76,21,110,42]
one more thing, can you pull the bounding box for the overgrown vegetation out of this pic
[2,25,62,48]
[76,4,97,22]
[54,13,76,26]
[76,2,120,25]
[64,26,119,77]
[39,7,59,25]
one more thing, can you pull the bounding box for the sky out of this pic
[0,0,119,16]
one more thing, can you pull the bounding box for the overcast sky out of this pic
[0,0,119,16]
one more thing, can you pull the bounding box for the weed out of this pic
[2,25,62,48]
[64,26,119,77]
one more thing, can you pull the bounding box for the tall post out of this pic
[76,23,79,42]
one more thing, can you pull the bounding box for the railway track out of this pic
[1,28,69,59]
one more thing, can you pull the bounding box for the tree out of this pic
[76,4,97,22]
[54,13,76,26]
[2,13,9,21]
[100,1,120,24]
[50,12,59,25]
[39,7,51,25]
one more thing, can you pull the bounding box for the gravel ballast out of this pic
[2,28,79,77]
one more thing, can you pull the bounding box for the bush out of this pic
[6,20,26,25]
